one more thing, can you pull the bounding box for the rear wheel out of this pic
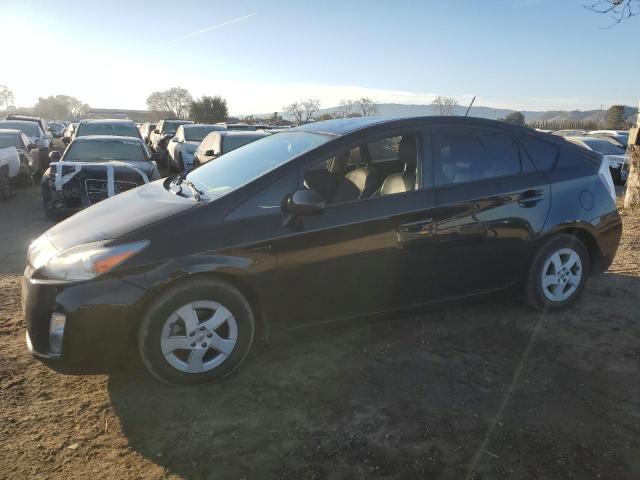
[138,277,255,385]
[525,234,590,311]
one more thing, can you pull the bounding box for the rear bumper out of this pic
[590,210,622,275]
[22,267,148,373]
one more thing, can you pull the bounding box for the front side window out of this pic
[301,133,420,205]
[64,140,148,162]
[184,126,224,142]
[581,139,625,156]
[0,134,23,149]
[222,135,267,153]
[186,131,330,200]
[435,128,521,186]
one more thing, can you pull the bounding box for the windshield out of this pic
[0,121,41,138]
[184,126,223,142]
[64,140,148,162]
[186,131,331,199]
[582,139,625,155]
[77,123,141,138]
[0,134,22,149]
[163,121,192,135]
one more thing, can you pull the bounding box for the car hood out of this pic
[45,180,195,252]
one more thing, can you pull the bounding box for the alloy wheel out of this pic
[540,247,583,302]
[160,300,238,373]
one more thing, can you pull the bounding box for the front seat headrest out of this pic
[398,136,417,172]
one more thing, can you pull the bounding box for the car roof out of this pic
[293,116,538,137]
[0,119,39,126]
[72,135,144,143]
[182,124,222,129]
[567,135,617,143]
[79,119,137,125]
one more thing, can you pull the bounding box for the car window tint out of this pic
[435,128,521,186]
[520,135,559,171]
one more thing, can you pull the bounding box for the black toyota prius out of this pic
[23,117,622,385]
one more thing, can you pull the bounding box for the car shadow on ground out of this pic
[107,272,640,479]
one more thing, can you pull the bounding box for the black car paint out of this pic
[23,117,622,372]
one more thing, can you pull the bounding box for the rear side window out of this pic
[434,128,521,186]
[520,135,559,171]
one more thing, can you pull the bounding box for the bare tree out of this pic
[301,98,321,122]
[0,85,15,110]
[284,101,304,124]
[146,87,193,119]
[586,0,639,24]
[356,97,377,117]
[432,96,459,116]
[335,99,355,118]
[285,98,320,124]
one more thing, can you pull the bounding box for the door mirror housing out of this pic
[205,149,216,157]
[62,137,70,145]
[49,150,62,162]
[285,189,325,216]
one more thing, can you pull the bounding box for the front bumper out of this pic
[22,266,148,373]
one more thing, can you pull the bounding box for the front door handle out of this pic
[517,190,544,207]
[398,218,435,236]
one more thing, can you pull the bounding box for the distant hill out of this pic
[263,103,638,125]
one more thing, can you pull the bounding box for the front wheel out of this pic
[138,277,255,385]
[525,234,590,311]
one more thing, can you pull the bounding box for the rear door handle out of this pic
[517,190,544,207]
[398,218,435,236]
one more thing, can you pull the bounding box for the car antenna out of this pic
[464,96,476,117]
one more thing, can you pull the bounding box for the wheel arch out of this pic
[538,224,603,274]
[132,271,270,343]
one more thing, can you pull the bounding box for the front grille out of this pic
[85,178,138,204]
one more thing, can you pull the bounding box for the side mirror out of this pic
[285,189,325,216]
[153,129,160,134]
[62,137,70,145]
[49,150,62,162]
[205,149,216,156]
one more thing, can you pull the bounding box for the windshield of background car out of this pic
[184,126,222,141]
[0,133,22,149]
[163,121,191,135]
[0,121,41,138]
[582,139,625,155]
[64,139,148,162]
[186,131,331,200]
[77,123,141,138]
[222,135,268,153]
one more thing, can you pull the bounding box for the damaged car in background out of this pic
[41,136,162,220]
[0,129,39,187]
[149,119,194,163]
[0,119,50,174]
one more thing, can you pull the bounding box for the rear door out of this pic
[430,125,551,297]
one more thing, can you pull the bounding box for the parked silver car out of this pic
[167,124,226,172]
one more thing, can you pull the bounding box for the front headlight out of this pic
[33,239,149,281]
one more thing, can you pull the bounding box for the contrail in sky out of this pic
[166,12,257,45]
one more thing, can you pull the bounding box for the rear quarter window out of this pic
[520,135,559,171]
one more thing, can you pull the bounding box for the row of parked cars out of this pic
[547,129,630,184]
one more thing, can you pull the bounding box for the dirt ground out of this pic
[1,180,639,479]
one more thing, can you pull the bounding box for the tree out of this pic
[605,105,626,129]
[432,96,459,116]
[32,95,89,120]
[189,95,228,123]
[586,0,639,24]
[284,98,320,124]
[336,99,356,118]
[316,113,335,121]
[0,85,15,110]
[501,111,526,126]
[357,97,377,117]
[146,87,193,119]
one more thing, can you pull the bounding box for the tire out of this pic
[0,170,13,201]
[525,234,590,312]
[138,277,255,385]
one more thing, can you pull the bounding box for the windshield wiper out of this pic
[171,172,205,201]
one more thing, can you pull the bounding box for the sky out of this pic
[1,0,638,115]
